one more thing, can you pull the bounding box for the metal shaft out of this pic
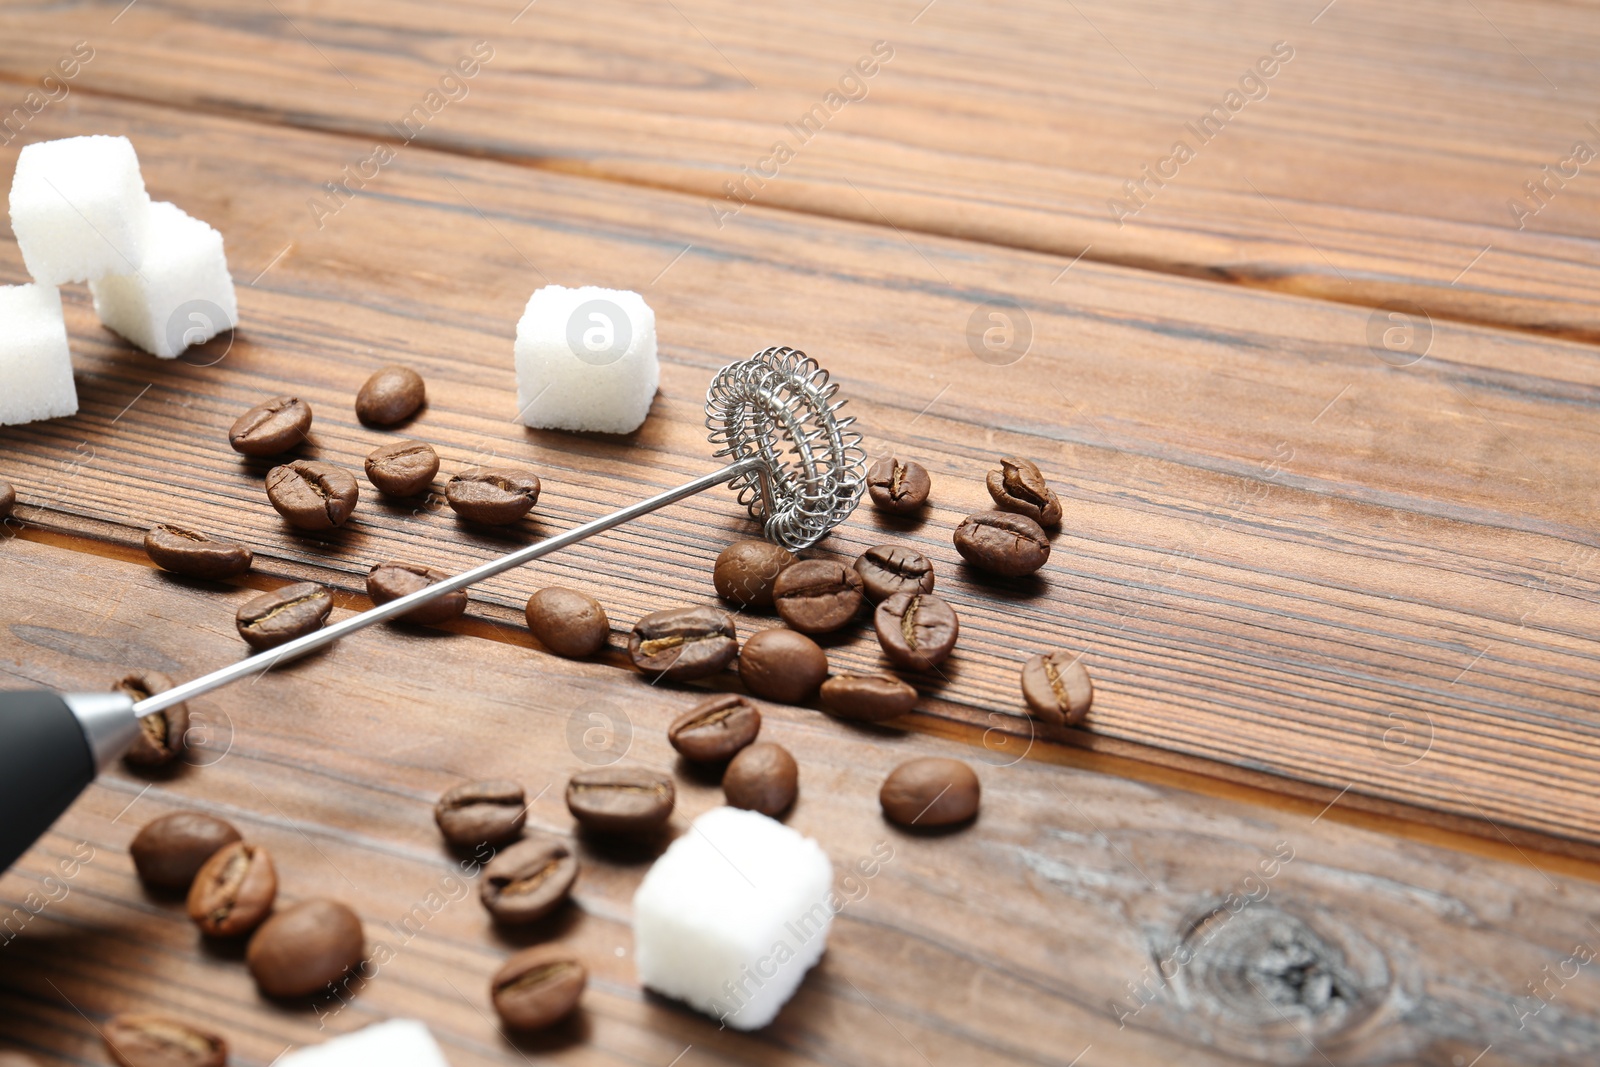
[132,456,767,718]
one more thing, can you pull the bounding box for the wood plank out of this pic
[2,97,1599,855]
[1,0,1599,337]
[4,535,1600,1066]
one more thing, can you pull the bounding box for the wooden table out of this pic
[1,2,1597,1063]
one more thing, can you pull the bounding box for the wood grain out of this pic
[2,96,1598,856]
[4,535,1600,1066]
[1,0,1598,337]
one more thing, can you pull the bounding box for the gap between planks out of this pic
[14,518,1600,884]
[0,73,1591,352]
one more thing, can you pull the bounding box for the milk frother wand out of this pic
[0,347,866,871]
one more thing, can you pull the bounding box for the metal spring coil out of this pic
[704,346,867,551]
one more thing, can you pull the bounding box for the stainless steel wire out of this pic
[705,345,866,551]
[134,346,864,718]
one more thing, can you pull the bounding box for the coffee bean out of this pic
[525,587,609,658]
[228,395,311,456]
[187,841,276,937]
[874,592,959,671]
[739,628,827,705]
[722,742,798,817]
[820,672,917,723]
[987,455,1061,526]
[953,509,1050,577]
[367,561,467,625]
[144,524,253,580]
[854,545,935,603]
[114,670,189,767]
[265,460,359,530]
[131,812,242,892]
[772,559,864,634]
[880,757,980,827]
[480,836,579,925]
[491,948,586,1031]
[364,439,438,497]
[713,539,796,607]
[246,899,365,999]
[1021,651,1094,725]
[435,779,527,848]
[566,767,674,835]
[668,694,762,762]
[102,1014,226,1067]
[0,480,13,519]
[0,1053,41,1067]
[235,582,332,650]
[866,456,930,512]
[446,468,540,525]
[355,365,426,425]
[628,606,737,680]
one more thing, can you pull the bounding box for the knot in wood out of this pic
[1168,903,1388,1062]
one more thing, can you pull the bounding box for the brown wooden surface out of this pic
[1,0,1599,337]
[4,536,1600,1067]
[3,98,1599,857]
[2,4,1600,1062]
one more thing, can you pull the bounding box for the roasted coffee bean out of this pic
[367,561,467,625]
[229,395,311,456]
[435,779,527,848]
[713,539,796,607]
[355,364,426,425]
[738,628,828,705]
[874,592,959,671]
[131,812,242,892]
[668,695,762,762]
[987,455,1061,526]
[722,742,798,817]
[114,670,189,767]
[953,509,1050,577]
[525,587,609,658]
[854,545,935,603]
[772,559,865,634]
[566,767,674,835]
[445,468,540,525]
[246,899,365,999]
[628,606,737,680]
[1021,651,1094,725]
[491,948,586,1031]
[0,1053,41,1067]
[866,456,930,512]
[102,1014,226,1067]
[880,757,980,827]
[187,841,276,937]
[144,524,253,580]
[265,460,359,530]
[235,582,332,650]
[480,836,579,924]
[820,672,917,723]
[364,439,438,497]
[0,480,14,520]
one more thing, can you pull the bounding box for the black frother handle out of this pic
[0,691,98,872]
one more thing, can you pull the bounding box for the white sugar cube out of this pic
[89,200,237,359]
[9,135,150,285]
[0,284,77,426]
[633,806,834,1030]
[278,1020,451,1066]
[514,284,658,434]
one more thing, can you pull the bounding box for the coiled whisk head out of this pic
[705,346,867,551]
